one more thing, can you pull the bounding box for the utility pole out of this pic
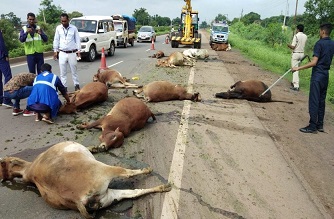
[282,0,289,30]
[239,9,243,22]
[43,10,46,23]
[294,0,299,27]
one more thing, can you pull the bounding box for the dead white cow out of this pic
[156,51,194,67]
[0,141,171,219]
[182,49,209,59]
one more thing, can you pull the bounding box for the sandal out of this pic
[42,117,54,124]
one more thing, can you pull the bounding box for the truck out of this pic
[112,15,136,48]
[171,0,201,49]
[70,16,116,62]
[209,21,229,45]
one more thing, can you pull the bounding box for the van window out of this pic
[71,20,96,33]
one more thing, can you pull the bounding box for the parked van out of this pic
[209,21,229,45]
[70,16,116,61]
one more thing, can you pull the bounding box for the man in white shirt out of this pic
[287,24,307,91]
[53,13,81,91]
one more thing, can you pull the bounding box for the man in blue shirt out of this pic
[292,23,334,133]
[0,29,13,107]
[27,63,70,124]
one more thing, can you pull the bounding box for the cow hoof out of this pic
[77,122,88,130]
[87,146,99,153]
[162,183,172,192]
[143,167,153,174]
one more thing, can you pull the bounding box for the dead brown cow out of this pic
[149,50,165,59]
[59,82,108,114]
[211,43,231,51]
[77,97,156,152]
[0,141,171,219]
[133,81,201,102]
[215,80,293,103]
[156,51,194,67]
[93,68,139,88]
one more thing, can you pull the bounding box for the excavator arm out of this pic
[171,0,201,48]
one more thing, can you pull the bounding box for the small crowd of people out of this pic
[0,12,80,124]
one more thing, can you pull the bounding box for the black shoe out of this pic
[316,126,324,132]
[299,126,317,133]
[75,85,80,91]
[290,87,299,91]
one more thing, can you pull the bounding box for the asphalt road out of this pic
[0,33,330,219]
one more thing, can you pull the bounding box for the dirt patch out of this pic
[213,47,334,217]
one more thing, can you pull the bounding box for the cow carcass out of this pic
[215,80,293,103]
[133,81,201,102]
[77,97,156,152]
[211,43,231,51]
[182,49,209,59]
[149,50,165,59]
[59,82,108,114]
[93,68,139,88]
[156,51,194,67]
[0,141,171,219]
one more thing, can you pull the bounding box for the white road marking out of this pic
[108,61,123,68]
[11,58,123,69]
[160,67,195,219]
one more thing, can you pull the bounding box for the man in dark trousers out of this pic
[292,23,334,133]
[19,12,48,74]
[0,29,13,107]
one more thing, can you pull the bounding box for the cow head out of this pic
[99,127,125,151]
[58,101,77,114]
[0,157,29,181]
[191,92,202,102]
[156,59,167,67]
[93,73,101,82]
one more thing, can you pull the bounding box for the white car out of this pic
[137,26,156,42]
[70,16,116,61]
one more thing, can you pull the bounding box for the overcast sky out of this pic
[1,0,307,23]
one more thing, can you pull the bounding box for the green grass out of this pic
[229,32,334,105]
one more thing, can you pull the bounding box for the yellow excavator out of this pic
[171,0,201,48]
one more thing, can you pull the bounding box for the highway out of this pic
[0,33,329,219]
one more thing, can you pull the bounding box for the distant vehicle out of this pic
[170,0,201,49]
[137,26,156,43]
[112,14,136,48]
[209,21,229,45]
[70,16,116,62]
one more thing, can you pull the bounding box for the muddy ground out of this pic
[215,46,334,217]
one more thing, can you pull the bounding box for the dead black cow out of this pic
[215,80,293,103]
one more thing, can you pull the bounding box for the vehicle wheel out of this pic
[108,41,115,56]
[87,45,97,62]
[123,38,128,48]
[130,38,134,46]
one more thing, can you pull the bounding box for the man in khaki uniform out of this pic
[288,24,307,91]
